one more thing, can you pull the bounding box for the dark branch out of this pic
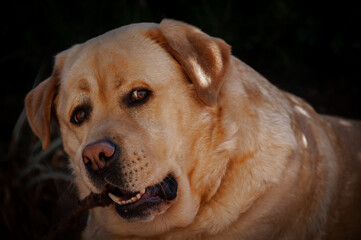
[44,187,112,240]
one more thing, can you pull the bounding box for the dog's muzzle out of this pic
[81,139,178,220]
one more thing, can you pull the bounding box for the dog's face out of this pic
[57,28,197,222]
[25,20,231,236]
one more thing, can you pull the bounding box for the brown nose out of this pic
[82,140,116,171]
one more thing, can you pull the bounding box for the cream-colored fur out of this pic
[25,19,361,240]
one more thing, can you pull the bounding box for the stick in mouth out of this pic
[45,186,113,240]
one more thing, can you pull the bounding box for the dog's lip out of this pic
[106,174,177,205]
[105,174,178,219]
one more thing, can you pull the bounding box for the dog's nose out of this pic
[82,140,116,171]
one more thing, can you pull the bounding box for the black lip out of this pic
[154,174,178,201]
[113,174,177,220]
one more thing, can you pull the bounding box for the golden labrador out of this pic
[25,19,361,239]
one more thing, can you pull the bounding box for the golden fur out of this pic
[25,19,361,239]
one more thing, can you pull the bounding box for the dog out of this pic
[25,19,361,239]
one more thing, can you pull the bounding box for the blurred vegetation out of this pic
[1,0,360,239]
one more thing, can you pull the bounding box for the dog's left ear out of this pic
[25,52,66,150]
[156,19,231,106]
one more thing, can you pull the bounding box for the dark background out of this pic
[1,0,360,239]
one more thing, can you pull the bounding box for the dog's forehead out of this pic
[60,22,178,92]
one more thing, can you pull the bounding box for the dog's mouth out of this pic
[106,174,178,221]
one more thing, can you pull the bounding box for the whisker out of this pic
[159,181,168,201]
[166,175,177,185]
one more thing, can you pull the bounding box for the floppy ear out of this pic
[158,19,231,106]
[25,53,65,150]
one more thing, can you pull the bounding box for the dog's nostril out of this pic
[82,140,116,171]
[99,152,105,160]
[83,156,91,165]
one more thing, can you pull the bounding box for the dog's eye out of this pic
[71,105,91,126]
[127,88,152,106]
[131,89,148,101]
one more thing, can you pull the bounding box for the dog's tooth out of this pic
[109,190,145,206]
[108,193,121,205]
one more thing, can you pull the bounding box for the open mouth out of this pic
[107,174,178,220]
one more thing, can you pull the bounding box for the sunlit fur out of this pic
[25,20,361,240]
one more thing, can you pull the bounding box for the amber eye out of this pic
[127,88,151,106]
[131,89,147,101]
[74,110,86,123]
[71,105,91,126]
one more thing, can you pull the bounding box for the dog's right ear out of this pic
[147,19,231,107]
[25,52,66,150]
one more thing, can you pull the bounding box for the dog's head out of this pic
[25,20,231,236]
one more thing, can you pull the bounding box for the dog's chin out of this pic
[105,174,178,222]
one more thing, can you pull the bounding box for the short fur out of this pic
[25,19,361,240]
